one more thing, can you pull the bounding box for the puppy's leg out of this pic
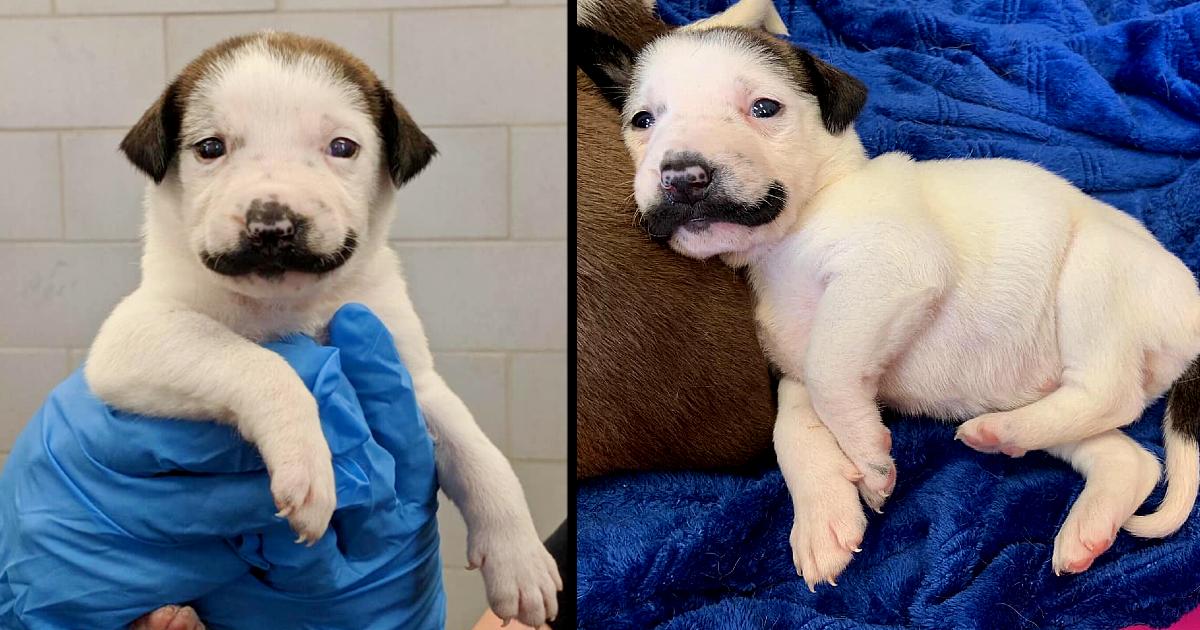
[956,373,1145,456]
[1045,430,1161,574]
[776,377,869,590]
[802,278,942,505]
[87,293,335,542]
[367,289,560,627]
[958,225,1151,454]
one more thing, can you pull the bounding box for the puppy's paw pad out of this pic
[956,417,1002,451]
[957,415,1030,457]
[1053,508,1120,575]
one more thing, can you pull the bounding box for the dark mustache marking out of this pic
[640,181,789,240]
[201,230,358,279]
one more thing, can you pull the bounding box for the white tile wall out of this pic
[391,8,566,125]
[0,0,49,17]
[0,132,61,239]
[0,17,164,128]
[393,127,509,239]
[62,131,146,241]
[512,126,567,239]
[0,3,565,623]
[57,0,275,14]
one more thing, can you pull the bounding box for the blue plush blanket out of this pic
[578,1,1200,628]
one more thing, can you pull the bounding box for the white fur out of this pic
[85,39,559,626]
[625,30,1200,585]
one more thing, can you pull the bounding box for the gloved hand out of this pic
[0,304,445,630]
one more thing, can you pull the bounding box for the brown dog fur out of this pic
[576,0,775,478]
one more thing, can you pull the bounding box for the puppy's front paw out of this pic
[468,525,562,627]
[839,425,897,506]
[267,438,336,545]
[790,477,868,592]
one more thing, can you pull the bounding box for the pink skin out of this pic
[957,423,1028,457]
[129,605,205,630]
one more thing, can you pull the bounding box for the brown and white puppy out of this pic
[575,0,782,479]
[87,32,559,627]
[583,22,1200,588]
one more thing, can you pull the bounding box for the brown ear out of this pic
[376,85,436,186]
[120,82,183,184]
[793,47,867,135]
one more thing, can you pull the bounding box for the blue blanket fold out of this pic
[578,1,1200,628]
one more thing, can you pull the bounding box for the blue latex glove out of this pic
[0,304,445,630]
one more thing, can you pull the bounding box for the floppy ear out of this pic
[376,85,437,187]
[575,25,637,111]
[794,48,867,135]
[120,82,183,184]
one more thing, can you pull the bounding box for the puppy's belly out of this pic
[878,293,1063,421]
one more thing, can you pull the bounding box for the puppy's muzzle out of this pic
[641,172,790,241]
[201,198,357,279]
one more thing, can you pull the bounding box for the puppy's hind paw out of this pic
[957,414,1028,457]
[470,526,562,627]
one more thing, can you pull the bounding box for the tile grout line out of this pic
[0,122,566,133]
[504,125,513,239]
[504,351,513,456]
[0,345,566,353]
[55,132,65,240]
[161,13,169,82]
[0,238,565,246]
[0,5,560,20]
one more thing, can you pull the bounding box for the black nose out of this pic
[245,199,297,249]
[660,157,712,204]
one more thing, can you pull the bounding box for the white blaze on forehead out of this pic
[181,41,373,147]
[627,30,802,119]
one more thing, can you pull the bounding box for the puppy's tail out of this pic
[1125,355,1200,539]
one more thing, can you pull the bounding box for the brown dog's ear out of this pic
[376,85,437,187]
[120,82,183,184]
[793,47,867,135]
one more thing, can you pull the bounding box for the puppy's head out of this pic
[579,26,865,259]
[122,31,435,296]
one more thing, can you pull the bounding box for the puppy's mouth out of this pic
[200,231,358,279]
[640,181,788,241]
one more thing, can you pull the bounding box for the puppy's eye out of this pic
[194,137,226,160]
[328,137,359,159]
[750,98,782,118]
[631,111,655,129]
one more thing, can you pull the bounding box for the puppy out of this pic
[575,0,782,478]
[86,32,559,626]
[581,25,1200,587]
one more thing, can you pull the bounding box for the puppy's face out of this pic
[579,27,865,259]
[122,32,435,298]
